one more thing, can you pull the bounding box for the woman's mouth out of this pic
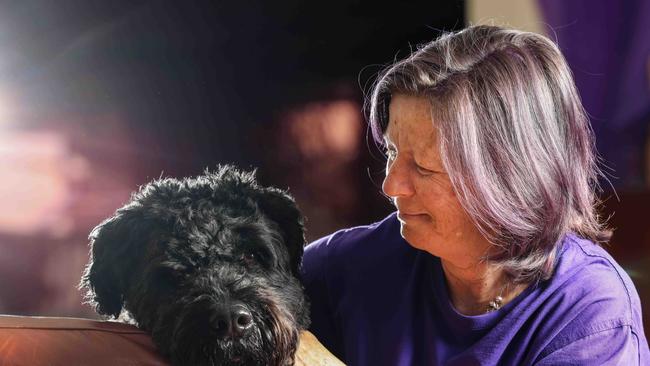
[397,212,428,221]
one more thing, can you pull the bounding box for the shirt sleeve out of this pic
[301,234,345,360]
[534,325,642,365]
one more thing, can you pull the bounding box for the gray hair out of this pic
[367,25,611,284]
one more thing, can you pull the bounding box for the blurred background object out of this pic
[0,0,648,331]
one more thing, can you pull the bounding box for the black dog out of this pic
[80,166,310,366]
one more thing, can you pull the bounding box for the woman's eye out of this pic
[416,165,435,176]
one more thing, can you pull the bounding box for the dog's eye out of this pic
[240,252,259,266]
[238,247,273,268]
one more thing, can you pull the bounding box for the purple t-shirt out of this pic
[302,212,650,365]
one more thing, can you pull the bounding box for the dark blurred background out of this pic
[0,0,648,329]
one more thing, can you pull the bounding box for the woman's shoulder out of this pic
[303,212,402,263]
[301,211,420,290]
[554,234,639,313]
[534,233,647,359]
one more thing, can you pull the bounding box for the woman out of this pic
[301,25,649,365]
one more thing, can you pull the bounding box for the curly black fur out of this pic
[80,165,310,366]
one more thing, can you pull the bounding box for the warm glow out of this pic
[286,100,362,161]
[0,130,90,237]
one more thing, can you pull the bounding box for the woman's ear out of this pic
[80,209,151,318]
[254,187,306,276]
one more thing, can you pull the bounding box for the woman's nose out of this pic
[382,158,415,198]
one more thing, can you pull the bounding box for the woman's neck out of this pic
[440,259,525,315]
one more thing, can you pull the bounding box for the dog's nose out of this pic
[232,306,254,334]
[210,304,254,338]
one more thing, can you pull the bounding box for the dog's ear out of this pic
[254,187,306,276]
[80,208,152,318]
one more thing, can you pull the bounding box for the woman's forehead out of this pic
[385,99,438,144]
[388,94,432,120]
[384,95,442,162]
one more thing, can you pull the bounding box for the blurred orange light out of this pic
[286,100,361,161]
[0,130,89,237]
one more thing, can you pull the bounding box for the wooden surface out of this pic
[295,331,346,366]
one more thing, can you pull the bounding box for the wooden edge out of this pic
[295,331,346,366]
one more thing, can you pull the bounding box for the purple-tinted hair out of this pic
[367,25,611,284]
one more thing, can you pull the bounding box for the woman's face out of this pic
[382,94,491,265]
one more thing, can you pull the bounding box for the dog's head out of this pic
[80,165,309,366]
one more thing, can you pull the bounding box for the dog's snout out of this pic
[210,304,254,339]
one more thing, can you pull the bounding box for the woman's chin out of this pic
[399,224,433,250]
